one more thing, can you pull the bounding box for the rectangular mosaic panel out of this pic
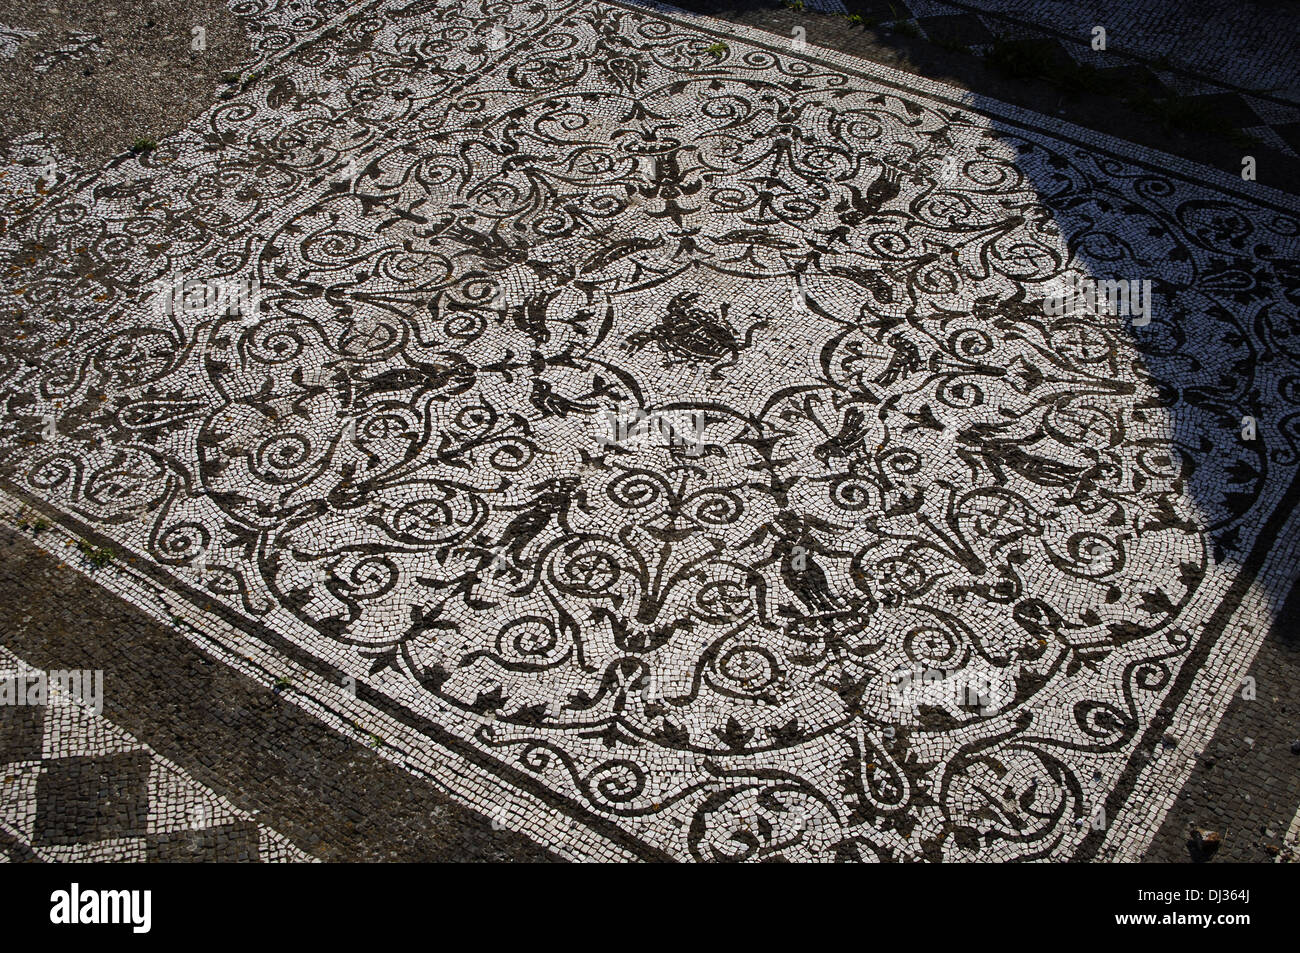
[1,0,1297,861]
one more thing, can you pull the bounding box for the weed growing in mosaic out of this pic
[76,540,114,569]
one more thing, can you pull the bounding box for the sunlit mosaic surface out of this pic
[1,0,1298,861]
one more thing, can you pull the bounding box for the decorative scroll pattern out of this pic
[1,0,1297,861]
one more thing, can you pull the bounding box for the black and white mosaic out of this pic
[1,0,1298,861]
[0,645,311,862]
[0,25,38,61]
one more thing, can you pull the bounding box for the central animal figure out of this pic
[626,292,769,380]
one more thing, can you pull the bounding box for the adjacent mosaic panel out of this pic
[0,645,312,861]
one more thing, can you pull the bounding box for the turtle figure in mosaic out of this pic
[626,292,770,379]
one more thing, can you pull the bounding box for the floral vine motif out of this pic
[0,0,1296,861]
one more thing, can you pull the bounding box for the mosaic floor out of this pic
[1,0,1298,862]
[0,645,311,862]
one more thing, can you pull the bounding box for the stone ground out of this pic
[0,0,1297,862]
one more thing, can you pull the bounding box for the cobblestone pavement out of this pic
[0,0,1297,862]
[668,0,1300,193]
[0,0,252,165]
[889,0,1300,105]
